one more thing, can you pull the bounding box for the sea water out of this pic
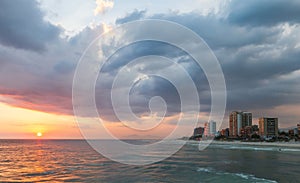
[0,140,299,182]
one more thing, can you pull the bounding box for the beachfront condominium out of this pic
[258,117,279,137]
[209,121,217,135]
[204,121,217,136]
[229,111,252,137]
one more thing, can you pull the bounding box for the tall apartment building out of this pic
[229,111,252,137]
[242,112,252,127]
[209,121,217,135]
[204,121,217,136]
[259,117,279,137]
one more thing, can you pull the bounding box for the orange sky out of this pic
[0,101,82,139]
[2,98,299,139]
[0,101,198,139]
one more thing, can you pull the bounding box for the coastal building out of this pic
[240,125,259,138]
[204,121,217,136]
[209,121,217,135]
[294,128,299,136]
[193,127,204,137]
[251,125,259,133]
[229,111,240,137]
[289,129,295,136]
[229,111,252,137]
[240,126,252,138]
[192,127,204,141]
[259,117,279,137]
[204,122,209,136]
[220,128,229,137]
[242,112,252,127]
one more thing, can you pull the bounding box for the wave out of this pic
[226,146,276,151]
[196,167,215,173]
[197,167,277,183]
[188,142,300,152]
[234,173,277,182]
[222,146,300,152]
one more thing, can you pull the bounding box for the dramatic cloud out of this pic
[1,0,300,129]
[228,0,300,26]
[94,0,114,15]
[0,0,60,52]
[110,8,300,126]
[0,24,107,115]
[94,41,209,122]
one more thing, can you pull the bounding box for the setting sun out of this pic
[36,132,43,137]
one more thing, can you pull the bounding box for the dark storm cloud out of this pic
[100,41,182,73]
[228,0,300,26]
[223,48,300,85]
[0,22,108,116]
[0,0,60,52]
[129,76,181,113]
[95,41,211,121]
[106,8,300,126]
[122,12,280,50]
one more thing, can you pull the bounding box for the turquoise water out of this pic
[0,140,299,182]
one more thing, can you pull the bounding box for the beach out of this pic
[210,140,300,148]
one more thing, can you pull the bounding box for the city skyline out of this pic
[194,110,299,139]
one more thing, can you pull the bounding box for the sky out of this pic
[0,0,300,139]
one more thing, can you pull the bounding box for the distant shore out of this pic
[208,140,300,148]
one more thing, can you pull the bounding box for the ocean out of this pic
[0,140,299,182]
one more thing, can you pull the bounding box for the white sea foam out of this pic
[188,141,300,152]
[197,167,277,183]
[197,167,215,173]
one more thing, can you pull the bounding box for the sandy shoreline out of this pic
[184,140,300,148]
[209,140,300,148]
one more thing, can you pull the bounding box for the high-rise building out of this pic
[242,112,252,127]
[229,111,239,137]
[204,121,217,136]
[209,121,217,135]
[229,111,252,137]
[259,117,279,137]
[204,122,209,136]
[204,122,210,137]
